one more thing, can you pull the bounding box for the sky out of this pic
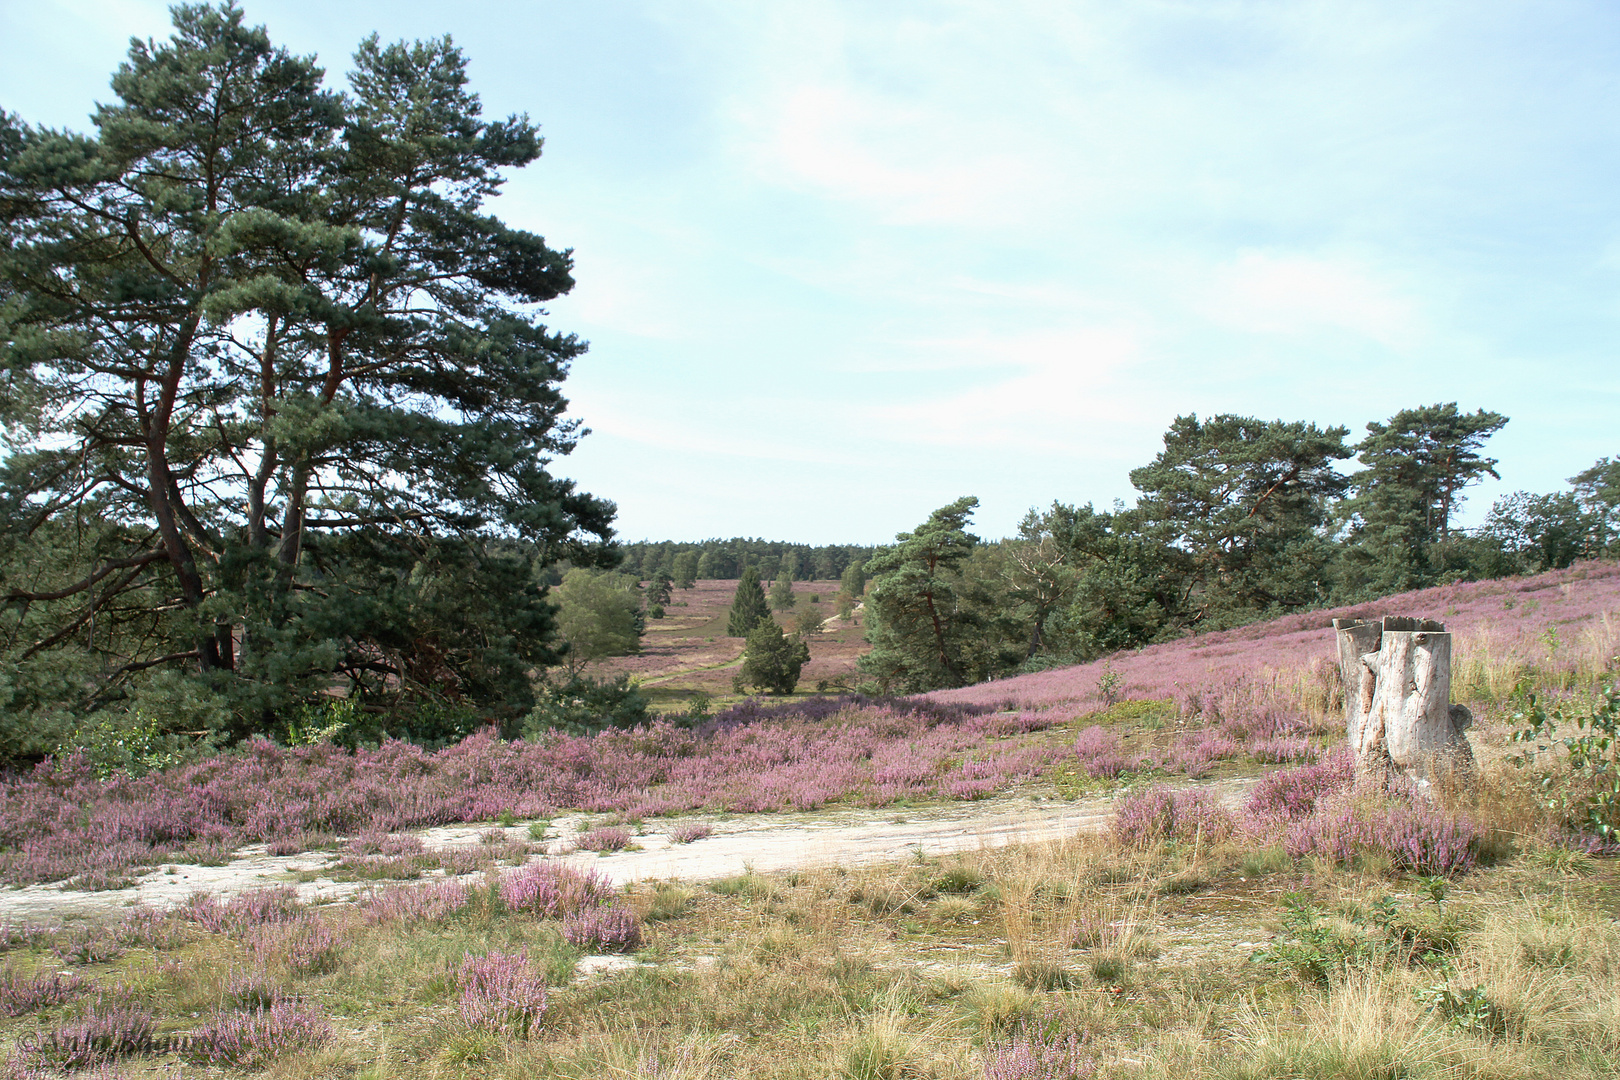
[3,1,1618,545]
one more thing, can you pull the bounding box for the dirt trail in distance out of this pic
[0,780,1256,926]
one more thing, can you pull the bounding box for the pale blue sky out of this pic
[4,2,1617,543]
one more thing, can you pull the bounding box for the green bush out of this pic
[521,675,649,737]
[57,710,214,779]
[1512,677,1620,841]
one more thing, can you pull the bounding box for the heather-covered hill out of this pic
[928,560,1620,716]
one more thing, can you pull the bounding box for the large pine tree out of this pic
[858,497,1022,693]
[1341,403,1508,592]
[0,3,614,743]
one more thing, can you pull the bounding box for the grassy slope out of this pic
[587,578,872,713]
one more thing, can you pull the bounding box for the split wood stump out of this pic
[1332,616,1475,787]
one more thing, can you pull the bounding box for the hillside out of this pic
[930,560,1620,722]
[587,579,871,710]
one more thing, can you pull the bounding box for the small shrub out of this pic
[19,1004,155,1069]
[1097,664,1122,708]
[222,971,282,1011]
[458,951,548,1037]
[1073,726,1126,779]
[0,924,59,954]
[0,967,86,1015]
[1249,737,1316,764]
[179,996,331,1066]
[336,854,423,880]
[575,826,631,852]
[431,847,492,876]
[983,1024,1095,1080]
[1113,786,1235,848]
[498,862,614,918]
[377,832,425,856]
[185,886,304,935]
[1512,681,1620,841]
[1243,748,1355,825]
[248,915,344,975]
[1416,982,1509,1037]
[1282,796,1478,876]
[1376,803,1479,876]
[50,927,125,966]
[667,822,711,844]
[358,878,470,924]
[561,904,642,952]
[1113,787,1175,847]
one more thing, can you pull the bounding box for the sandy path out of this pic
[0,780,1255,926]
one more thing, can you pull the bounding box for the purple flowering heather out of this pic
[983,1027,1095,1080]
[498,862,614,918]
[1114,786,1236,847]
[178,996,331,1066]
[458,951,548,1037]
[0,967,86,1016]
[183,886,304,935]
[561,904,642,952]
[575,826,632,852]
[1242,748,1355,827]
[358,878,470,924]
[667,822,711,844]
[18,1004,155,1069]
[927,560,1620,711]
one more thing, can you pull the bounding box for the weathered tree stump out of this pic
[1332,616,1474,787]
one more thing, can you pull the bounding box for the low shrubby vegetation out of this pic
[0,739,1616,1078]
[2,562,1616,894]
[0,539,1615,1075]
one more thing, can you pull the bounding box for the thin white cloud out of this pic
[864,325,1151,449]
[1198,251,1424,351]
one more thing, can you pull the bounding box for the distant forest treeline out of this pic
[614,540,878,583]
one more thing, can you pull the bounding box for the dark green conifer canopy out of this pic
[0,3,614,745]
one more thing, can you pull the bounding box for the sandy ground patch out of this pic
[0,780,1255,926]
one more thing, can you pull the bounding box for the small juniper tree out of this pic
[738,622,810,695]
[726,567,771,637]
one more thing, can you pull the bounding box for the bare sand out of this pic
[0,780,1255,926]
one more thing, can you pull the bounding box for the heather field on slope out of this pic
[4,562,1616,895]
[3,564,1620,1077]
[931,560,1620,717]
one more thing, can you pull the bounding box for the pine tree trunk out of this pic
[1331,616,1474,786]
